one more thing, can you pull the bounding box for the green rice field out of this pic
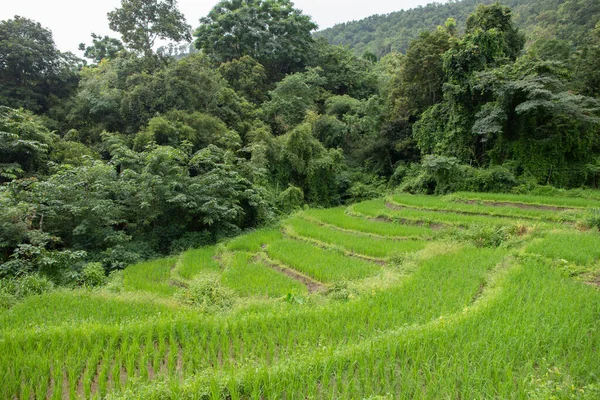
[2,193,600,399]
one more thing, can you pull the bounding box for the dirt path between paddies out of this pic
[257,254,325,293]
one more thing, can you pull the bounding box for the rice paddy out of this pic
[2,192,600,399]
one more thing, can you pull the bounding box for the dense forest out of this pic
[317,0,600,56]
[1,0,599,289]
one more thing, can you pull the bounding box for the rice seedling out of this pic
[221,252,307,297]
[225,228,282,252]
[351,199,541,228]
[525,231,600,265]
[175,246,220,280]
[389,193,582,221]
[450,191,600,208]
[286,217,427,259]
[304,207,435,238]
[123,257,177,296]
[266,238,381,282]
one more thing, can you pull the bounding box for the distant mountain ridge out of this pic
[316,0,600,57]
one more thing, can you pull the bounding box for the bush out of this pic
[0,290,16,310]
[450,225,511,248]
[585,208,600,231]
[276,185,304,214]
[104,270,125,293]
[325,282,356,302]
[176,274,236,312]
[395,159,519,195]
[80,262,106,287]
[0,274,54,304]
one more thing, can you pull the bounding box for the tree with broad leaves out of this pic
[195,0,317,81]
[108,0,191,58]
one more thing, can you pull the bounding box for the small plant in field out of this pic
[527,367,600,399]
[177,274,236,312]
[79,262,106,287]
[325,282,356,302]
[584,207,600,230]
[450,224,511,247]
[104,270,124,293]
[0,289,16,310]
[283,291,306,305]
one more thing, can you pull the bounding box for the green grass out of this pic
[304,207,435,237]
[389,193,582,221]
[177,246,221,280]
[451,191,600,208]
[0,290,177,333]
[267,238,380,282]
[287,217,427,259]
[351,199,541,228]
[525,231,600,265]
[225,227,282,252]
[221,252,306,297]
[123,257,177,296]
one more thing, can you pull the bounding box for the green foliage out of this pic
[217,56,267,104]
[0,107,55,179]
[276,185,304,214]
[272,122,345,205]
[0,16,79,112]
[176,247,220,280]
[195,0,317,80]
[123,257,176,295]
[0,273,54,301]
[176,274,236,312]
[261,71,322,133]
[585,208,600,231]
[221,252,305,297]
[107,0,191,57]
[79,262,107,287]
[78,33,125,63]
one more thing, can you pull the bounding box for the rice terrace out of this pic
[2,192,600,399]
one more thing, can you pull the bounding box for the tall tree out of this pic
[79,33,125,64]
[0,16,79,112]
[195,0,317,80]
[108,0,191,58]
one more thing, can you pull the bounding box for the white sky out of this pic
[1,0,442,54]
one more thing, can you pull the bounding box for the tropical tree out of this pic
[195,0,317,80]
[108,0,191,58]
[0,16,79,112]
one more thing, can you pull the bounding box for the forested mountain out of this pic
[317,0,600,57]
[1,0,599,288]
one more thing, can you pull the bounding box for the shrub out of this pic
[585,208,600,230]
[80,262,106,287]
[0,273,54,303]
[0,290,16,310]
[104,270,125,293]
[325,282,356,302]
[177,274,236,312]
[276,185,304,214]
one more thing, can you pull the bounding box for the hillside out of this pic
[2,193,600,398]
[317,0,600,56]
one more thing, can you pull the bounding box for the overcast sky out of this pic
[1,0,442,54]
